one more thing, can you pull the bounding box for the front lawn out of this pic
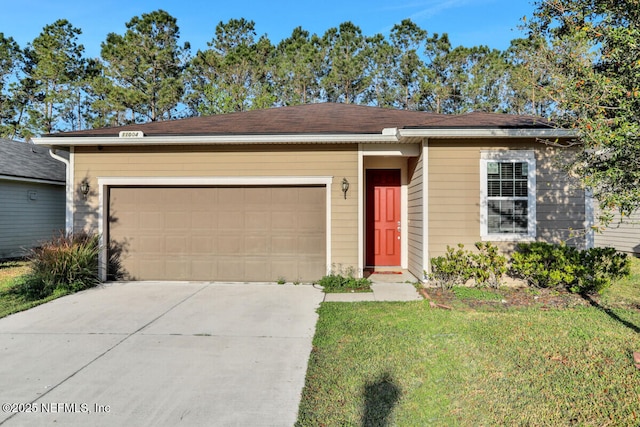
[0,260,65,318]
[297,259,640,426]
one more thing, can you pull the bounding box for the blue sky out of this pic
[1,0,535,58]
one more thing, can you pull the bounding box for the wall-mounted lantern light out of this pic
[341,177,349,199]
[80,180,90,199]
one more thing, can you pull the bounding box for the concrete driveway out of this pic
[0,282,324,426]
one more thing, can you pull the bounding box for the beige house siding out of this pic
[535,147,586,249]
[428,139,586,258]
[594,211,640,254]
[73,143,359,269]
[428,141,481,257]
[0,180,65,258]
[407,150,424,278]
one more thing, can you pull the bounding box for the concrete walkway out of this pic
[323,282,422,302]
[0,282,324,427]
[323,271,423,302]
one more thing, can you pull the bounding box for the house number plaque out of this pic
[118,131,144,138]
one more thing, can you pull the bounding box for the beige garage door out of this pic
[108,186,326,282]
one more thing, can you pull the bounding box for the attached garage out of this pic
[108,185,327,282]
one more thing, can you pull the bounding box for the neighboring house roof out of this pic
[0,138,66,183]
[43,103,556,138]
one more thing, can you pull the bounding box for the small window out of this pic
[481,151,536,240]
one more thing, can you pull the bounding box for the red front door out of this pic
[366,169,401,266]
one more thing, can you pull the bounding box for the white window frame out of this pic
[480,150,536,241]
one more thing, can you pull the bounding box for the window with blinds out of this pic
[480,151,536,240]
[486,162,529,233]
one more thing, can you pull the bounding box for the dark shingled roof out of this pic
[45,103,553,138]
[0,138,66,182]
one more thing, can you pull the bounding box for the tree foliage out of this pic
[20,20,86,137]
[320,22,372,104]
[0,33,22,138]
[271,27,323,106]
[187,18,274,115]
[100,9,189,123]
[0,11,616,139]
[388,19,428,109]
[527,0,640,222]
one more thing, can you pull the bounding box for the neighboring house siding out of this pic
[0,180,65,258]
[594,211,640,255]
[407,149,424,279]
[73,143,360,269]
[428,139,586,258]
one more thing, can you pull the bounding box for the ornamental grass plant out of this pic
[18,231,101,299]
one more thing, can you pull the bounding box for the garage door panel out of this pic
[165,212,187,230]
[165,236,188,254]
[245,236,269,253]
[191,236,213,253]
[300,236,325,252]
[217,258,244,280]
[247,188,272,204]
[244,260,270,281]
[298,260,326,279]
[298,189,323,204]
[165,258,190,280]
[109,186,326,282]
[116,211,139,228]
[191,211,213,229]
[167,190,190,205]
[137,259,164,280]
[214,235,239,254]
[191,260,215,278]
[139,212,163,229]
[300,212,325,230]
[272,213,297,230]
[218,211,244,229]
[139,236,164,253]
[245,211,270,230]
[271,236,297,253]
[218,189,244,204]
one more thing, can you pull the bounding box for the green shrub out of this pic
[510,242,579,289]
[471,242,507,289]
[429,244,474,290]
[317,265,371,293]
[19,232,101,299]
[572,247,630,294]
[429,243,506,289]
[510,242,630,295]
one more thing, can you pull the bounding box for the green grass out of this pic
[452,286,504,301]
[297,260,640,426]
[0,260,67,318]
[601,255,640,308]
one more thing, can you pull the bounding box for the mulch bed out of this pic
[422,286,594,310]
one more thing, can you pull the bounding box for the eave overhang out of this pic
[0,174,65,186]
[32,127,578,147]
[32,133,400,147]
[397,128,577,139]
